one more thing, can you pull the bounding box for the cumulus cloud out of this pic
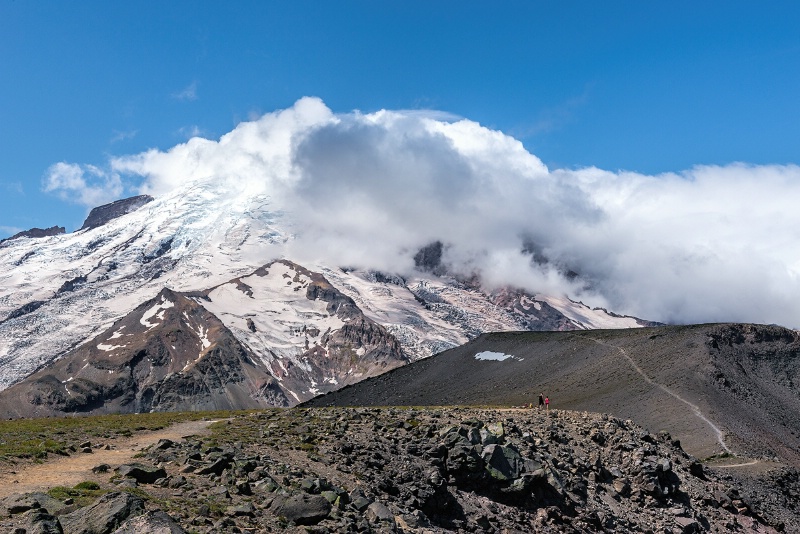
[42,162,124,207]
[75,98,800,327]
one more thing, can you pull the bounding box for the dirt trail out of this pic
[0,419,216,499]
[586,336,732,454]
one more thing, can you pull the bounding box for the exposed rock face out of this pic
[0,226,65,245]
[0,261,408,416]
[0,288,290,417]
[188,260,410,404]
[79,195,154,231]
[413,240,446,274]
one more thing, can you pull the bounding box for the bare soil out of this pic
[0,419,215,498]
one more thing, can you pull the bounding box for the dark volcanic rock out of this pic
[413,240,446,275]
[1,407,786,533]
[19,508,63,534]
[112,510,186,533]
[116,464,167,484]
[79,195,154,231]
[59,492,145,534]
[0,226,65,246]
[269,493,331,525]
[85,407,783,533]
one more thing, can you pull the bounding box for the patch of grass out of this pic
[73,481,100,491]
[48,481,108,506]
[0,410,237,460]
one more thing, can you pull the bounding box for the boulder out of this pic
[269,493,331,525]
[60,492,145,534]
[112,510,186,534]
[366,501,395,525]
[19,508,62,534]
[116,464,167,484]
[1,492,65,516]
[482,444,524,481]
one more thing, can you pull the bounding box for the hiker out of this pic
[545,396,550,411]
[538,393,545,409]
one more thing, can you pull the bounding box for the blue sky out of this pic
[1,1,799,236]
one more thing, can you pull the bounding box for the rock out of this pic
[348,489,372,512]
[613,478,631,496]
[482,444,524,481]
[20,509,63,534]
[59,492,145,534]
[116,464,167,484]
[234,480,252,495]
[1,493,42,515]
[1,493,65,516]
[80,195,154,231]
[0,226,65,245]
[226,503,255,517]
[269,493,331,525]
[112,510,186,533]
[366,501,395,525]
[195,458,230,476]
[674,516,699,533]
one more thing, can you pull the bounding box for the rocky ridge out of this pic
[0,226,66,246]
[79,195,154,231]
[0,407,792,533]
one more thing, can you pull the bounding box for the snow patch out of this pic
[97,343,125,351]
[108,326,126,340]
[140,296,175,329]
[475,351,522,361]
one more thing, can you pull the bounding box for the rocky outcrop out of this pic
[59,492,145,534]
[194,260,410,403]
[79,195,154,231]
[0,288,290,417]
[0,226,65,246]
[1,407,787,532]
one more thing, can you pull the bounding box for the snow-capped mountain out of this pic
[0,177,654,411]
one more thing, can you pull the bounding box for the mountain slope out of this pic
[305,323,800,467]
[0,258,413,415]
[0,288,288,417]
[0,186,651,401]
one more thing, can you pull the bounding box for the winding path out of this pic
[586,336,732,455]
[0,419,216,499]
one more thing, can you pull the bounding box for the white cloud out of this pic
[176,125,204,140]
[74,98,800,327]
[42,162,124,208]
[172,81,198,101]
[110,129,137,143]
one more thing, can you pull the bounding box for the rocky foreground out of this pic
[1,407,795,533]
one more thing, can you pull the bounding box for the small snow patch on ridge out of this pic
[475,351,522,361]
[140,296,175,329]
